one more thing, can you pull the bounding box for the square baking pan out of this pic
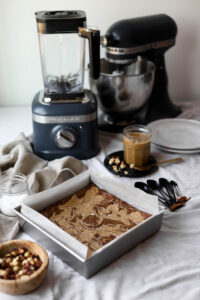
[13,170,164,278]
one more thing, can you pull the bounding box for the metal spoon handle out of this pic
[152,157,182,167]
[170,180,182,198]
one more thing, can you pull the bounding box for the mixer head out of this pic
[101,14,177,64]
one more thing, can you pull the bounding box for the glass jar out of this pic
[0,173,29,216]
[123,125,151,166]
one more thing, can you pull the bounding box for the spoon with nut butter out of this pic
[130,157,183,171]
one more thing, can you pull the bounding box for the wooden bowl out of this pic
[0,239,49,295]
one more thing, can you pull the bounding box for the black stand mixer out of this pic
[90,14,181,132]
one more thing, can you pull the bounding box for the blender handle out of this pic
[79,27,100,80]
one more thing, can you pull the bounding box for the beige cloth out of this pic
[0,133,87,194]
[0,214,19,243]
[0,133,88,242]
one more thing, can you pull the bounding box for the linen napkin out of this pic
[0,133,87,193]
[0,132,88,241]
[0,214,19,243]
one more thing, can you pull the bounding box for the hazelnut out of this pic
[22,259,28,265]
[0,270,6,277]
[115,156,121,165]
[13,266,20,272]
[18,248,25,255]
[5,257,12,263]
[5,253,11,258]
[20,256,26,261]
[124,171,129,175]
[35,261,42,269]
[17,270,25,276]
[29,265,35,271]
[25,270,33,276]
[112,165,119,173]
[5,267,13,275]
[24,251,31,258]
[11,250,18,256]
[23,263,30,270]
[10,257,19,267]
[108,156,115,165]
[120,161,126,169]
[28,258,35,265]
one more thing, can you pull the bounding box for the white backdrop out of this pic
[0,0,200,106]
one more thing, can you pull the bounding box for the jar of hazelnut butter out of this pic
[123,125,151,166]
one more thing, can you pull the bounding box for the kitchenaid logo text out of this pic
[48,116,81,122]
[32,113,96,124]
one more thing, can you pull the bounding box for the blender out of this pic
[32,10,100,160]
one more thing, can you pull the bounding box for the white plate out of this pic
[152,143,200,154]
[148,118,200,150]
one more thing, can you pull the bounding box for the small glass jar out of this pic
[0,173,29,216]
[123,125,151,166]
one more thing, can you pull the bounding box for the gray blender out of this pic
[32,10,100,160]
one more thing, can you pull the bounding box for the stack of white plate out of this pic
[148,118,200,154]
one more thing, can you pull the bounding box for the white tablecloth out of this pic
[1,103,200,300]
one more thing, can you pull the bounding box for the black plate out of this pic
[104,151,158,178]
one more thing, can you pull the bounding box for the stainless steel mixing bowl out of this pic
[89,57,156,119]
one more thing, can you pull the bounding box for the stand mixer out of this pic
[90,14,181,132]
[32,10,100,160]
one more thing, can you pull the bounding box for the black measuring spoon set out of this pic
[135,178,191,211]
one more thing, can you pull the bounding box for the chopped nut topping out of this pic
[124,171,129,175]
[0,248,43,280]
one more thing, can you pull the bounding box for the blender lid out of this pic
[35,10,86,33]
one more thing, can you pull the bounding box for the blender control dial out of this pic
[55,129,76,149]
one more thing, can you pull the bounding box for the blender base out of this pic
[32,90,99,160]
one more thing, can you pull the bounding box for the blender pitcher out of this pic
[35,11,100,98]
